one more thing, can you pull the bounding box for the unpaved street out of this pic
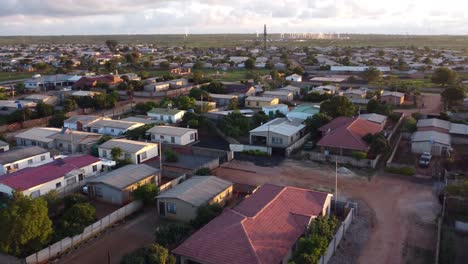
[214,159,440,264]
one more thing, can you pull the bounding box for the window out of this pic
[92,165,98,172]
[41,155,45,161]
[56,182,62,188]
[13,163,19,169]
[95,186,103,198]
[171,137,175,143]
[58,143,63,148]
[102,150,107,157]
[190,133,194,140]
[66,177,77,185]
[271,137,283,144]
[27,159,33,164]
[167,203,176,214]
[151,134,155,140]
[141,152,147,160]
[30,190,41,198]
[111,129,115,133]
[124,153,131,160]
[160,135,165,139]
[256,101,259,106]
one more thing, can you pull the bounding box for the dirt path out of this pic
[214,159,440,264]
[56,208,157,264]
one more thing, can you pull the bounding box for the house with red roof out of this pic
[0,155,102,198]
[317,116,384,156]
[173,184,332,264]
[72,75,121,90]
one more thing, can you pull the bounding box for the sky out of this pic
[0,0,467,35]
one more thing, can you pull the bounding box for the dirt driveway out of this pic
[214,159,440,264]
[56,208,157,264]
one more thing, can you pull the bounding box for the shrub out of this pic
[57,203,96,237]
[385,166,416,176]
[195,168,211,176]
[242,150,269,157]
[190,203,223,229]
[133,184,159,206]
[121,244,176,264]
[154,223,192,247]
[352,151,367,160]
[164,150,179,163]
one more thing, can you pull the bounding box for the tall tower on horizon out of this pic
[263,24,267,51]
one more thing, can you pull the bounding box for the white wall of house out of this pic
[0,152,52,175]
[99,145,159,164]
[150,132,197,145]
[147,111,185,123]
[411,142,450,156]
[15,138,54,149]
[90,124,143,136]
[0,145,9,152]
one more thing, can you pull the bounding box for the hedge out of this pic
[385,166,416,176]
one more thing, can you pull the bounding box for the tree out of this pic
[265,60,274,70]
[320,96,356,118]
[252,111,270,127]
[363,133,390,156]
[159,61,170,69]
[366,99,393,116]
[361,67,382,83]
[227,97,239,110]
[126,124,155,140]
[48,111,68,128]
[154,224,192,247]
[35,102,54,117]
[431,67,459,86]
[133,184,159,206]
[63,98,78,112]
[111,147,123,160]
[218,112,250,137]
[0,193,52,256]
[63,193,88,209]
[305,113,332,132]
[121,244,176,264]
[244,58,256,70]
[189,88,211,101]
[195,168,211,176]
[204,81,226,94]
[190,203,223,229]
[193,61,204,69]
[402,117,417,133]
[176,96,196,110]
[57,203,96,237]
[441,85,466,107]
[104,60,116,73]
[105,40,118,53]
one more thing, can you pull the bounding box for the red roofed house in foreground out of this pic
[0,155,102,198]
[173,184,332,264]
[316,116,384,156]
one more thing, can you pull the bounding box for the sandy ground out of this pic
[214,159,440,264]
[56,208,157,264]
[395,93,442,117]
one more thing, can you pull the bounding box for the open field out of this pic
[1,34,468,50]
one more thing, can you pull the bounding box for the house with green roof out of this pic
[147,108,186,123]
[286,105,320,120]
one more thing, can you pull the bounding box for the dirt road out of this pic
[57,208,157,264]
[214,159,440,264]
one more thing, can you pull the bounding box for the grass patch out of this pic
[385,166,416,176]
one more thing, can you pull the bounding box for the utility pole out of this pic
[263,24,267,52]
[335,157,338,210]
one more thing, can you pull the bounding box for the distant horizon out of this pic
[1,33,468,37]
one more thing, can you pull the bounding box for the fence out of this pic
[318,207,355,264]
[304,151,381,169]
[25,200,143,264]
[159,174,186,193]
[229,144,271,155]
[285,133,311,157]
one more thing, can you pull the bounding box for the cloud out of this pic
[0,0,467,35]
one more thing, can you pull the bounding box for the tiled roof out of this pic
[173,184,330,264]
[0,155,100,191]
[317,117,383,151]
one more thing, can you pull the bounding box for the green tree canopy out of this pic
[218,112,250,137]
[244,58,256,70]
[111,147,123,160]
[320,96,356,118]
[361,67,382,83]
[133,184,159,206]
[57,203,96,237]
[0,193,53,256]
[431,67,459,86]
[121,244,176,264]
[203,81,226,94]
[48,111,68,128]
[441,85,466,107]
[190,203,223,229]
[305,113,332,132]
[154,223,192,248]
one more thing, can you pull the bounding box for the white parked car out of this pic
[418,152,432,167]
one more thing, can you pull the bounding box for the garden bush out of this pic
[385,166,416,176]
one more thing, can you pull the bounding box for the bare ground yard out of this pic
[214,159,440,264]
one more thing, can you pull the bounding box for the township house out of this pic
[64,115,107,131]
[380,91,405,105]
[173,184,332,264]
[280,85,302,96]
[209,94,238,107]
[224,83,256,100]
[15,127,62,148]
[249,118,306,149]
[156,176,233,222]
[147,126,198,145]
[72,75,122,90]
[287,105,320,121]
[0,140,9,152]
[317,117,383,156]
[0,155,102,198]
[245,96,279,108]
[262,104,289,117]
[147,108,186,123]
[263,90,294,102]
[87,119,145,136]
[0,146,52,175]
[98,139,159,164]
[285,73,302,82]
[87,164,159,205]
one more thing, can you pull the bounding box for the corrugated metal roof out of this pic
[89,119,144,129]
[417,118,451,130]
[157,176,232,206]
[99,139,157,153]
[146,126,196,136]
[87,164,159,189]
[411,131,451,145]
[250,117,305,137]
[0,146,48,164]
[147,108,186,116]
[15,127,61,142]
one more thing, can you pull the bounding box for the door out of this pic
[137,154,141,164]
[159,201,166,216]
